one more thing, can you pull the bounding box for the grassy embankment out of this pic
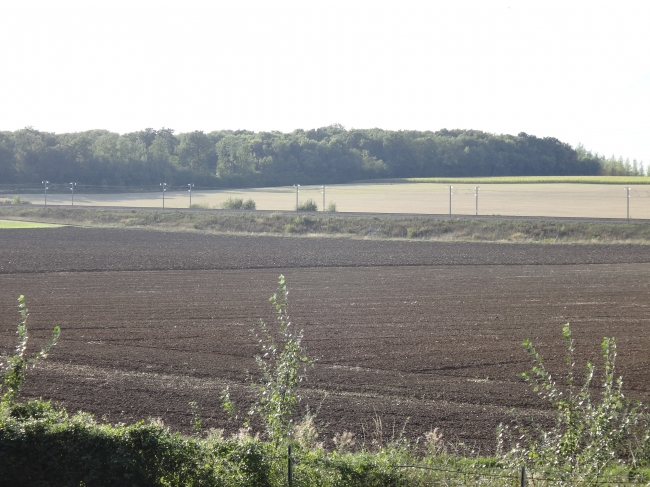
[1,205,650,244]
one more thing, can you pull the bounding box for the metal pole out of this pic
[322,185,325,211]
[294,184,300,210]
[42,181,48,206]
[188,183,194,208]
[626,187,631,220]
[160,183,167,209]
[288,444,293,487]
[70,182,75,206]
[448,186,453,216]
[520,465,526,487]
[475,186,479,216]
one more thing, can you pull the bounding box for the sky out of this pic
[2,0,649,162]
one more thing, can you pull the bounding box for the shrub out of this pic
[498,323,650,475]
[296,199,318,212]
[325,201,337,212]
[11,196,30,205]
[221,197,244,209]
[242,198,256,210]
[1,295,60,404]
[190,202,210,209]
[221,197,256,210]
[222,275,312,445]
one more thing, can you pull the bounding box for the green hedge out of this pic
[0,401,277,487]
[0,400,412,487]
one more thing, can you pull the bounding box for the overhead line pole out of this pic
[42,181,49,206]
[160,182,167,209]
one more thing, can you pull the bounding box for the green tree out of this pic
[215,135,258,179]
[177,130,217,173]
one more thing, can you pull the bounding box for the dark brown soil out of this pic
[1,227,650,452]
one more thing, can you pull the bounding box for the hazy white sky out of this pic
[2,1,649,162]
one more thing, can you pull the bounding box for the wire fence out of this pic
[2,182,650,220]
[394,464,650,486]
[281,446,650,487]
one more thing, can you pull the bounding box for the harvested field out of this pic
[9,181,650,219]
[1,227,650,452]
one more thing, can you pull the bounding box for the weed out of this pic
[325,201,337,212]
[293,413,322,450]
[424,428,445,456]
[284,224,297,233]
[333,431,356,452]
[406,227,419,238]
[188,401,202,437]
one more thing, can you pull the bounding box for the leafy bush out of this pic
[221,197,244,209]
[11,196,31,205]
[1,296,60,404]
[325,202,337,212]
[222,275,312,445]
[221,197,256,210]
[190,202,210,209]
[296,199,318,212]
[498,323,650,476]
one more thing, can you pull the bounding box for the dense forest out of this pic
[0,126,642,190]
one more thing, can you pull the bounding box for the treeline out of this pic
[0,125,633,189]
[575,143,646,176]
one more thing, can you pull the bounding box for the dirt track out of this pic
[1,227,649,452]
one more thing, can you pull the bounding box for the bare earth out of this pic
[1,227,649,452]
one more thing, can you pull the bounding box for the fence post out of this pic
[520,465,526,487]
[288,444,293,487]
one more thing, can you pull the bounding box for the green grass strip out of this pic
[367,176,650,184]
[0,219,64,228]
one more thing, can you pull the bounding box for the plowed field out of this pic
[1,227,650,452]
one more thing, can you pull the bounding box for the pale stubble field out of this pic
[10,183,650,219]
